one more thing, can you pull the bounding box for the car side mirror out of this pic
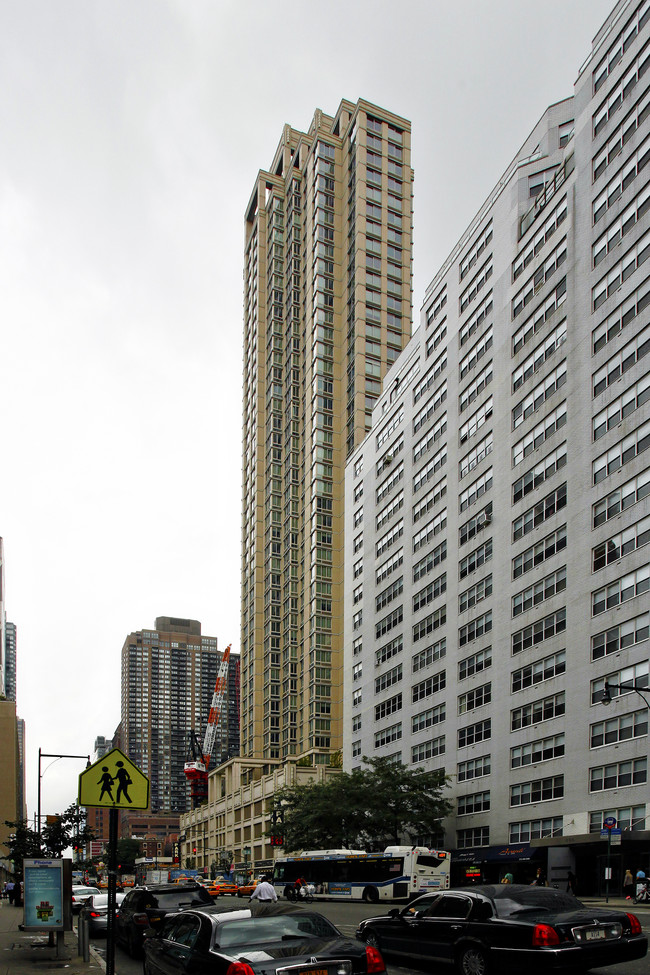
[388,908,400,918]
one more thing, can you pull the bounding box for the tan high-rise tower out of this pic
[241,99,413,764]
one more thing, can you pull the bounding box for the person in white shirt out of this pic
[249,876,277,902]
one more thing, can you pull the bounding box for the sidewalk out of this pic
[0,901,104,975]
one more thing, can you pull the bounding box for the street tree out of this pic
[271,757,452,852]
[3,819,41,878]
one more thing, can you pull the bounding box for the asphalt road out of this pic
[90,897,650,975]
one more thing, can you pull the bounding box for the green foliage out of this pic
[3,819,41,878]
[271,756,452,852]
[115,838,141,872]
[4,803,97,877]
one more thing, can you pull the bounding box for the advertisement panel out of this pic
[23,859,64,931]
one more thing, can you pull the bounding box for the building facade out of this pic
[344,0,650,894]
[241,98,413,765]
[120,617,240,822]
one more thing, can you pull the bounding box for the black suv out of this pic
[115,882,213,956]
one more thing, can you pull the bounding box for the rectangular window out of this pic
[513,526,567,579]
[592,514,650,570]
[512,402,567,467]
[513,443,567,503]
[509,817,563,843]
[459,574,492,613]
[457,827,490,848]
[512,279,567,355]
[412,669,446,702]
[511,733,565,768]
[590,758,647,792]
[412,637,446,673]
[510,775,564,806]
[460,292,493,348]
[458,683,491,714]
[458,718,491,748]
[458,646,492,681]
[512,650,566,692]
[592,282,650,355]
[590,709,648,748]
[512,566,566,617]
[458,754,491,781]
[411,735,445,764]
[511,690,565,730]
[593,420,650,484]
[459,362,493,413]
[413,606,447,643]
[459,610,492,647]
[591,611,649,660]
[376,635,403,666]
[457,791,491,815]
[513,484,567,540]
[592,564,650,615]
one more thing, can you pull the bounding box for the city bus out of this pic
[272,846,450,903]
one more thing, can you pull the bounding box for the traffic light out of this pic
[193,846,197,855]
[270,834,283,846]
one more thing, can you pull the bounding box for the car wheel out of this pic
[365,930,382,950]
[457,944,489,975]
[362,886,379,903]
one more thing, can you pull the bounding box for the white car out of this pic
[71,885,100,914]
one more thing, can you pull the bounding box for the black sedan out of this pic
[355,884,647,974]
[143,902,386,974]
[78,891,125,936]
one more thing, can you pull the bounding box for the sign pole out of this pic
[106,807,118,975]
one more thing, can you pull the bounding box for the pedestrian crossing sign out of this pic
[78,747,149,809]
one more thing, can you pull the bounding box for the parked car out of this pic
[78,892,125,936]
[356,884,647,974]
[71,886,100,914]
[207,880,238,897]
[116,882,213,957]
[143,902,386,974]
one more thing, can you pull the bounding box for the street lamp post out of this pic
[37,749,91,848]
[601,680,650,709]
[243,845,251,883]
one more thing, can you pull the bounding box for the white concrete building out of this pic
[344,0,650,894]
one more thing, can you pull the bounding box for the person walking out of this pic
[249,875,277,903]
[567,870,577,895]
[6,881,15,906]
[623,868,634,900]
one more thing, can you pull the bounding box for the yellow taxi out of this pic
[208,880,239,897]
[237,878,260,898]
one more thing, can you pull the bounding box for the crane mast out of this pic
[184,644,231,808]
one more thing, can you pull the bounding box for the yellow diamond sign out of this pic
[78,748,149,810]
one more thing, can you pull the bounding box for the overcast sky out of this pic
[2,0,615,821]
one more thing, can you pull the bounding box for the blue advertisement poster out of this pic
[23,859,64,931]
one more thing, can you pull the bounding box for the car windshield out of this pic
[144,889,212,910]
[215,913,338,949]
[490,888,584,918]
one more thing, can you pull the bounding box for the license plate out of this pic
[300,970,327,975]
[573,923,621,944]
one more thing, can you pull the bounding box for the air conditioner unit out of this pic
[477,511,492,528]
[383,454,393,466]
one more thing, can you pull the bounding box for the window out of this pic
[592,39,650,136]
[376,576,404,611]
[593,184,650,266]
[511,733,564,768]
[509,817,562,843]
[594,372,650,440]
[413,573,447,613]
[593,420,650,484]
[512,566,566,617]
[458,718,491,748]
[459,538,493,580]
[590,758,647,792]
[459,468,492,512]
[513,443,567,503]
[413,444,448,493]
[413,382,448,434]
[459,327,493,380]
[412,701,446,732]
[459,362,493,413]
[592,229,650,311]
[591,661,649,705]
[412,735,445,763]
[512,279,567,355]
[457,791,490,815]
[460,222,493,281]
[510,775,563,806]
[459,434,493,480]
[511,691,565,731]
[590,709,648,748]
[459,610,492,647]
[458,646,492,681]
[413,476,447,523]
[513,197,568,280]
[412,669,446,702]
[460,292,493,348]
[513,362,567,429]
[375,664,402,693]
[458,755,490,781]
[412,637,446,673]
[513,526,567,579]
[375,722,402,749]
[459,574,492,613]
[458,683,491,714]
[376,606,403,639]
[513,484,567,540]
[512,650,566,692]
[376,548,404,586]
[593,324,650,396]
[413,607,446,643]
[592,515,650,570]
[589,805,647,833]
[457,827,490,848]
[512,402,567,467]
[512,239,567,318]
[413,510,447,552]
[591,611,649,660]
[460,260,493,313]
[376,635,403,666]
[592,282,650,355]
[513,320,567,393]
[460,397,493,445]
[592,564,650,615]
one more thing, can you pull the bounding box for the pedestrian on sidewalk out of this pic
[623,868,634,900]
[6,881,15,906]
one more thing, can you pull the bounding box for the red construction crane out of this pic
[184,644,231,808]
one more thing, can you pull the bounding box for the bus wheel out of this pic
[362,886,379,903]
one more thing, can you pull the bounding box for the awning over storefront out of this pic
[452,844,543,864]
